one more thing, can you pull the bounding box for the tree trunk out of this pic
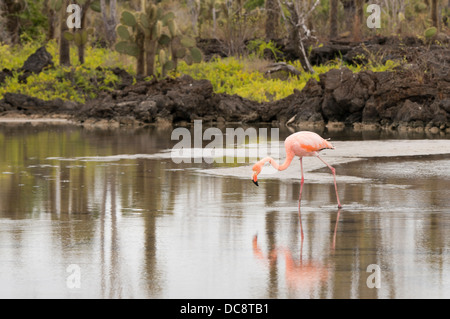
[187,0,199,36]
[306,0,314,32]
[59,0,71,66]
[283,1,316,73]
[4,0,22,44]
[78,42,85,65]
[44,0,57,41]
[77,0,91,65]
[136,29,145,76]
[356,0,363,26]
[146,38,156,77]
[265,0,280,41]
[341,0,355,34]
[296,33,315,73]
[445,0,450,27]
[431,0,438,28]
[100,0,117,47]
[212,7,217,38]
[329,0,338,40]
[353,0,364,41]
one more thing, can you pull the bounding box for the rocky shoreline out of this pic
[0,37,449,133]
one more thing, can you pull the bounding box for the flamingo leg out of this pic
[298,157,305,203]
[298,158,304,240]
[315,153,342,208]
[331,208,342,251]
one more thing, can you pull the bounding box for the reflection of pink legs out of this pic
[298,208,304,264]
[331,209,341,251]
[315,153,342,208]
[298,158,304,240]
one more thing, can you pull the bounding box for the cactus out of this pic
[115,2,203,78]
[49,0,63,11]
[64,28,93,47]
[180,37,196,48]
[197,0,221,37]
[115,41,140,57]
[116,25,131,41]
[121,11,137,27]
[189,47,203,63]
[54,0,100,66]
[424,27,437,40]
[50,0,100,66]
[63,27,95,64]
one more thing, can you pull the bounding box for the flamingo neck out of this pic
[260,151,294,171]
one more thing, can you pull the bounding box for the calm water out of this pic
[0,122,449,299]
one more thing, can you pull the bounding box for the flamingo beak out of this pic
[252,173,259,187]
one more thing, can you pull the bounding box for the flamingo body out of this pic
[252,130,341,208]
[285,131,334,158]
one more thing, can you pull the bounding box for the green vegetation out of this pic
[0,0,447,104]
[115,1,202,77]
[176,56,400,103]
[0,38,402,103]
[0,41,130,103]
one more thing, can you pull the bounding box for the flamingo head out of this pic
[251,163,262,187]
[325,139,335,150]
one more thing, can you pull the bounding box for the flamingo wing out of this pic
[287,132,333,157]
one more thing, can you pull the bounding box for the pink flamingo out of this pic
[251,131,342,208]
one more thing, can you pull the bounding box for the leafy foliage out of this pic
[176,56,400,103]
[247,39,282,60]
[0,41,126,103]
[0,0,438,106]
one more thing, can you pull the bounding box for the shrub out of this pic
[176,56,400,103]
[0,41,128,103]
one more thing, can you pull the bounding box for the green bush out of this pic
[176,56,400,103]
[0,41,131,103]
[0,40,401,104]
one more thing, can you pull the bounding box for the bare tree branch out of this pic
[278,0,318,73]
[100,0,118,47]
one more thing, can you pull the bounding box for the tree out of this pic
[279,0,319,73]
[75,0,92,64]
[329,0,338,40]
[376,0,406,34]
[353,0,364,41]
[0,1,6,42]
[115,2,202,77]
[100,0,117,47]
[445,0,450,27]
[3,0,23,44]
[62,0,101,65]
[341,0,355,34]
[187,0,200,35]
[265,0,280,41]
[63,1,92,65]
[44,0,57,40]
[431,0,438,28]
[219,0,259,56]
[59,0,71,66]
[197,0,220,38]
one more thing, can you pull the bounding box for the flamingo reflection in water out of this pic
[252,209,341,291]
